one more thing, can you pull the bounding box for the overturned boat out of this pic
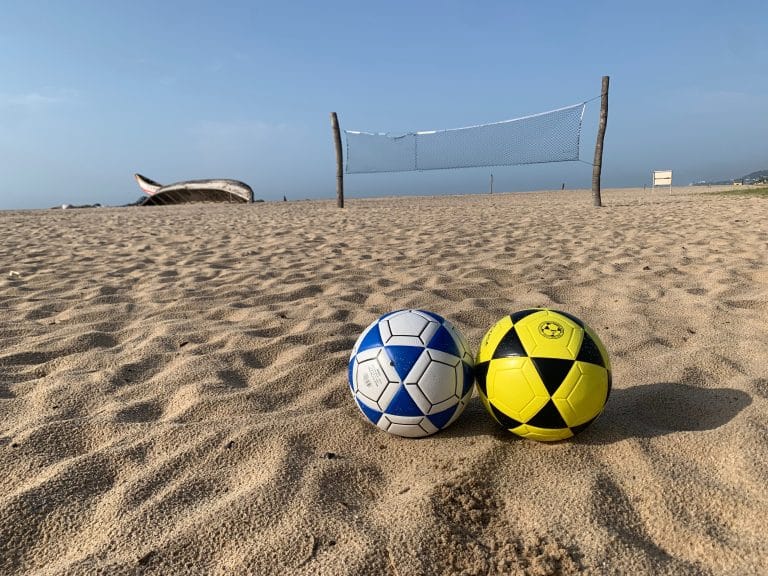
[134,174,254,205]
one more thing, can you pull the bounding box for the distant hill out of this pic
[693,169,768,186]
[742,169,768,183]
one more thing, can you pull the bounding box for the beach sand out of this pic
[1,187,766,575]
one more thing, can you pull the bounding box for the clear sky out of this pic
[1,0,767,209]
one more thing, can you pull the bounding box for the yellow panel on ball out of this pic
[486,356,549,423]
[514,310,583,360]
[512,423,574,442]
[476,315,514,363]
[552,361,609,427]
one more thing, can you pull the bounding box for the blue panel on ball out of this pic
[427,405,459,430]
[347,359,355,390]
[427,325,461,357]
[386,385,425,416]
[356,398,383,425]
[357,324,385,353]
[385,345,425,380]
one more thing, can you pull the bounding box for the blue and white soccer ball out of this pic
[348,309,475,438]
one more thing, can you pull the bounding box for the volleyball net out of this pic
[344,102,586,174]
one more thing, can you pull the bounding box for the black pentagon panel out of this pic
[510,309,539,324]
[475,361,490,396]
[527,400,568,429]
[491,404,523,430]
[492,327,527,359]
[552,309,585,328]
[531,358,575,395]
[576,331,605,368]
[569,414,599,436]
[606,370,612,399]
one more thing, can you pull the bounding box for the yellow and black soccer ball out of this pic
[476,309,611,441]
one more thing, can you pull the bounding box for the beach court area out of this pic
[1,187,766,574]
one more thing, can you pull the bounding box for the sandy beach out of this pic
[1,186,766,575]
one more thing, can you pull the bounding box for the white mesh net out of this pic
[344,103,586,174]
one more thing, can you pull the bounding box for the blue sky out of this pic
[1,0,767,209]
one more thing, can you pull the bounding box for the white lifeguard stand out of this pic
[652,170,673,193]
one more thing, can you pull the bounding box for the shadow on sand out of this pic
[581,382,752,445]
[442,382,752,445]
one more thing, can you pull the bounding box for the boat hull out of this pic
[134,174,254,205]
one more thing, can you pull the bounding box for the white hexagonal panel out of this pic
[404,349,462,415]
[379,310,440,346]
[353,347,401,411]
[377,414,439,438]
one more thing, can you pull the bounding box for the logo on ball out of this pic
[538,320,564,339]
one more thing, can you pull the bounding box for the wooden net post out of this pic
[330,112,344,208]
[591,76,609,207]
